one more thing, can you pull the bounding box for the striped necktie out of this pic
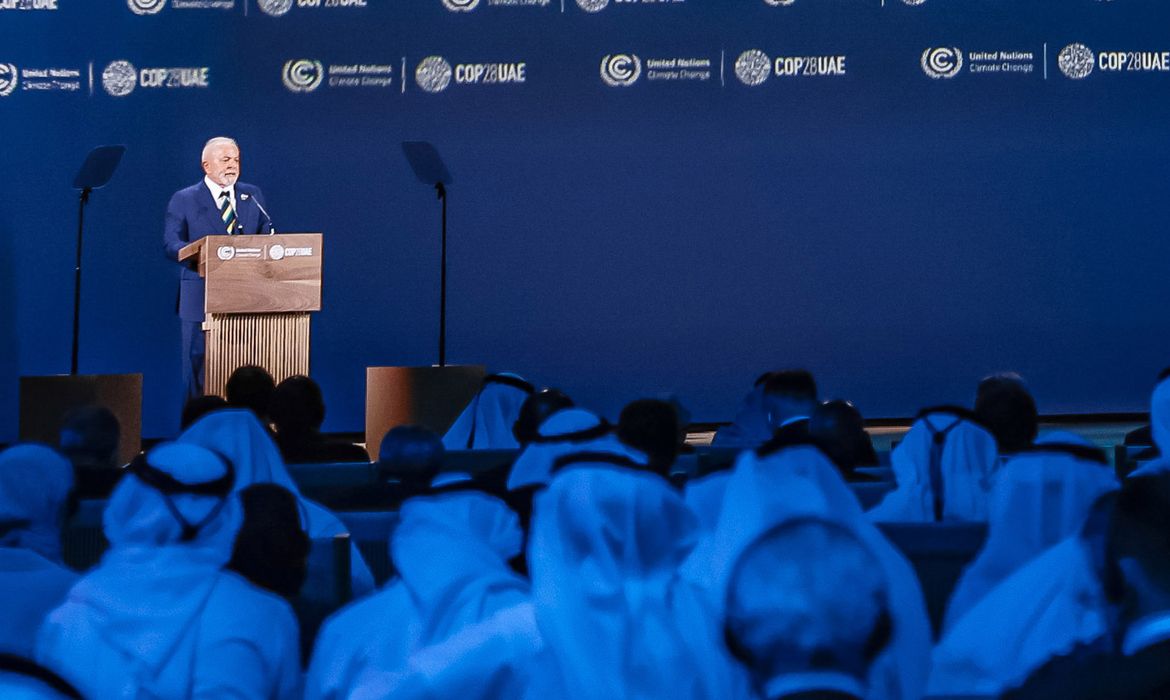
[219,190,237,234]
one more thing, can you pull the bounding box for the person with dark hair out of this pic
[713,372,776,448]
[761,370,818,444]
[36,443,301,699]
[228,483,310,601]
[180,394,228,430]
[512,389,574,447]
[724,518,891,700]
[179,409,375,597]
[58,405,123,495]
[618,398,684,477]
[379,425,446,492]
[225,365,277,424]
[0,446,77,658]
[443,373,535,450]
[270,375,368,464]
[809,400,879,482]
[1002,473,1170,698]
[57,406,119,471]
[974,373,1038,455]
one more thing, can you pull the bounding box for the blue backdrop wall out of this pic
[2,0,1168,440]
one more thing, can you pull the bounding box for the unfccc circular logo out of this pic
[127,0,165,15]
[415,56,453,93]
[442,0,480,10]
[1058,44,1095,79]
[102,61,138,97]
[282,59,324,93]
[0,64,17,98]
[735,50,771,87]
[576,0,609,12]
[921,47,963,79]
[217,246,236,261]
[600,54,641,87]
[258,0,293,16]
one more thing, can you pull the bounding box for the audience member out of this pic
[809,399,880,481]
[178,409,375,596]
[928,492,1117,696]
[1002,472,1170,698]
[379,425,445,491]
[58,405,122,496]
[36,443,301,699]
[57,406,119,471]
[0,654,81,699]
[725,518,891,700]
[180,394,228,430]
[305,484,527,699]
[760,370,819,445]
[228,483,310,600]
[868,407,999,522]
[506,408,638,490]
[944,433,1117,629]
[225,365,277,424]
[512,388,573,447]
[712,372,776,448]
[974,373,1039,455]
[443,373,535,450]
[684,443,931,700]
[270,375,369,464]
[617,398,684,475]
[0,446,77,657]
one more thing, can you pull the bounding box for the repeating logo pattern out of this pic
[575,0,608,12]
[282,59,324,92]
[735,50,770,86]
[0,63,17,97]
[127,0,165,14]
[102,60,138,97]
[442,0,480,10]
[921,47,963,79]
[415,56,453,93]
[1058,43,1095,79]
[600,54,641,87]
[257,0,292,17]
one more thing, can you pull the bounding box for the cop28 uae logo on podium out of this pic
[600,54,641,87]
[127,0,165,14]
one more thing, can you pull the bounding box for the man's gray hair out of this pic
[201,137,238,162]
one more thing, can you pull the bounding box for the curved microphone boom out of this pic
[240,192,277,234]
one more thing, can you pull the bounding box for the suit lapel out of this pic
[195,181,225,237]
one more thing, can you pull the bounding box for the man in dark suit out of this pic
[163,137,273,398]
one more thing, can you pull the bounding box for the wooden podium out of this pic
[179,233,322,397]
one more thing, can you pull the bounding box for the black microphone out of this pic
[240,192,277,235]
